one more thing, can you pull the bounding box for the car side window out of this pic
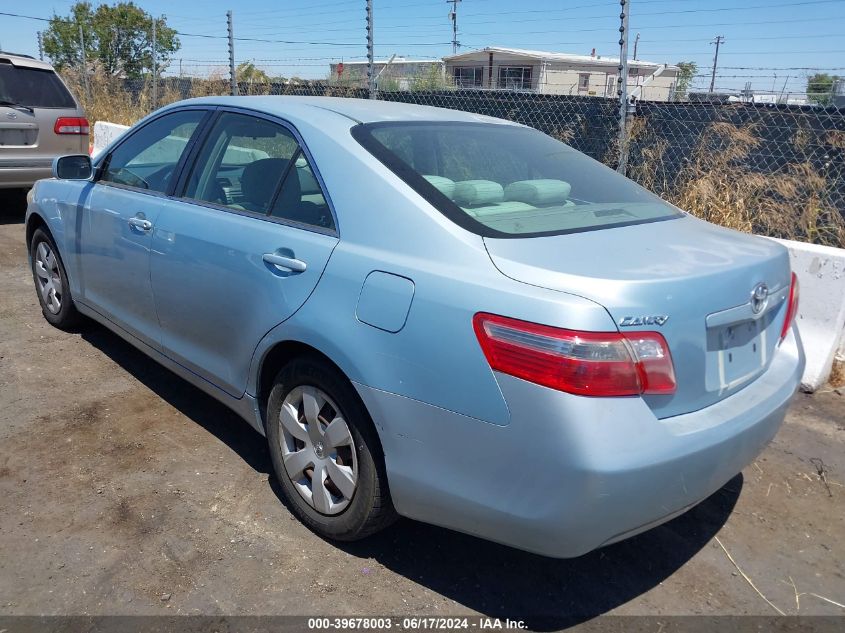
[183,112,299,214]
[100,110,205,194]
[269,152,335,231]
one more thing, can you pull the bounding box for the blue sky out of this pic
[3,0,845,96]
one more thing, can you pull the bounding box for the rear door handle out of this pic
[128,216,152,231]
[263,252,307,273]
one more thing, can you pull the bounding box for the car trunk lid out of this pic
[484,215,792,418]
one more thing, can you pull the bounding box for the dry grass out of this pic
[630,120,845,249]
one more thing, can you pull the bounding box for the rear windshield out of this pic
[352,121,682,238]
[0,63,76,109]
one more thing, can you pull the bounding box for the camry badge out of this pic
[750,282,769,314]
[618,315,669,327]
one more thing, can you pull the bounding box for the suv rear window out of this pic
[352,121,682,238]
[0,63,76,108]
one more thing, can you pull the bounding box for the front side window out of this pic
[101,109,205,193]
[184,112,334,230]
[353,122,681,238]
[498,66,532,90]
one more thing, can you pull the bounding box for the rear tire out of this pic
[29,227,80,330]
[266,355,396,541]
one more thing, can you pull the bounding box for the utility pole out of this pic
[632,32,639,60]
[366,0,375,98]
[709,35,725,93]
[448,0,461,55]
[78,24,90,100]
[151,17,158,109]
[227,10,238,96]
[37,31,44,61]
[616,0,630,174]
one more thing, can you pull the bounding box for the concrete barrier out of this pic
[767,237,845,391]
[91,121,129,158]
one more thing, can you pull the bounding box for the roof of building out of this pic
[331,57,443,66]
[443,46,678,71]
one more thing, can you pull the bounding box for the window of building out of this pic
[578,73,590,92]
[497,66,533,91]
[453,66,484,88]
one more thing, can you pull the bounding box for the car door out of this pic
[150,109,339,397]
[80,108,209,348]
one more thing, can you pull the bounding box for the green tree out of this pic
[806,73,838,105]
[43,1,179,78]
[674,61,697,100]
[236,61,270,85]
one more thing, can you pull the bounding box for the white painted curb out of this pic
[767,237,845,391]
[92,121,130,158]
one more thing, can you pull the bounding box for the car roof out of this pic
[175,95,519,126]
[0,52,55,71]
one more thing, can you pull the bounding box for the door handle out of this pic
[263,252,307,273]
[128,216,152,231]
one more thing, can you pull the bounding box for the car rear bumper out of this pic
[0,165,52,189]
[355,326,804,558]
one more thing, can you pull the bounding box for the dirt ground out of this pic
[0,190,843,630]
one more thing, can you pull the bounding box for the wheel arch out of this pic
[25,212,50,250]
[254,338,377,437]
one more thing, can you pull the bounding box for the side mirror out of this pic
[52,154,93,180]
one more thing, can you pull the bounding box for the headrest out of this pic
[453,180,505,207]
[241,158,289,208]
[505,179,572,205]
[422,175,456,199]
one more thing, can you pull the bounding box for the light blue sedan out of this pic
[26,97,803,557]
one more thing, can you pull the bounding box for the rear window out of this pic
[352,121,682,238]
[0,63,76,109]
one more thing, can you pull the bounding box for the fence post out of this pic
[616,0,630,174]
[78,23,90,101]
[366,0,375,99]
[228,10,238,96]
[151,17,158,110]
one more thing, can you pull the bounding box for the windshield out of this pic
[0,63,76,109]
[352,121,682,238]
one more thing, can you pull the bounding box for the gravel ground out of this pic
[0,191,843,630]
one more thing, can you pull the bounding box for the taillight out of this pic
[780,272,799,341]
[54,117,90,135]
[473,313,676,397]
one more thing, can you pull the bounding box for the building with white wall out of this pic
[443,47,680,101]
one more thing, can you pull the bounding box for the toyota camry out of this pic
[25,97,803,557]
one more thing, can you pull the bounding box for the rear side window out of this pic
[0,63,76,108]
[184,112,335,230]
[353,121,682,238]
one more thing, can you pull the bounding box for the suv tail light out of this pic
[54,117,90,135]
[473,313,676,397]
[780,272,799,342]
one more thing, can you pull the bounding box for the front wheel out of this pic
[266,355,396,541]
[29,227,80,330]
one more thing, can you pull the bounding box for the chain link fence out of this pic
[61,71,845,248]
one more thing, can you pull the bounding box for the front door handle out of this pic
[263,252,307,273]
[128,215,152,231]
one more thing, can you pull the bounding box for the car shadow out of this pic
[81,324,740,630]
[0,189,28,224]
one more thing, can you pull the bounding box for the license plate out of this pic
[716,320,766,389]
[0,129,37,146]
